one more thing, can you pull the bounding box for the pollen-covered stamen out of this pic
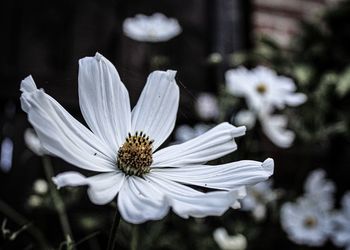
[117,131,154,176]
[256,83,268,94]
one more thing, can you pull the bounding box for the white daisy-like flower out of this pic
[213,228,247,250]
[195,93,220,121]
[123,13,182,42]
[330,192,350,250]
[304,169,335,211]
[225,66,307,113]
[174,124,211,143]
[226,66,305,148]
[20,52,274,224]
[281,197,332,246]
[241,180,279,221]
[24,128,45,156]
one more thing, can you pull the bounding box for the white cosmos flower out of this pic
[281,197,332,246]
[225,66,307,113]
[20,52,274,224]
[123,13,182,42]
[213,228,247,250]
[330,192,350,250]
[226,66,305,148]
[304,169,335,211]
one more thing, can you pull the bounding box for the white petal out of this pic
[153,122,246,167]
[131,70,179,150]
[151,158,274,190]
[78,53,131,151]
[231,201,242,209]
[145,175,240,219]
[117,176,169,224]
[87,172,125,205]
[52,171,89,188]
[285,93,307,106]
[304,169,335,211]
[24,129,45,156]
[234,110,256,129]
[213,228,247,250]
[20,76,115,172]
[225,67,251,97]
[20,75,37,112]
[52,171,124,205]
[260,114,295,148]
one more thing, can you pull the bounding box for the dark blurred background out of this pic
[1,0,349,249]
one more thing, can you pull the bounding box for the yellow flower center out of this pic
[303,216,318,228]
[117,132,153,176]
[256,83,267,94]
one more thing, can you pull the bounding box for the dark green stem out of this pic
[42,156,75,249]
[130,224,139,250]
[107,209,121,250]
[0,199,51,249]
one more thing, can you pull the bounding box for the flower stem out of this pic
[42,156,75,249]
[107,209,121,250]
[0,199,51,249]
[130,224,139,250]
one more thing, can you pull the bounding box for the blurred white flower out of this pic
[20,52,274,224]
[260,113,295,148]
[28,195,43,208]
[123,13,182,42]
[24,129,45,156]
[304,169,335,211]
[195,93,220,120]
[174,124,212,143]
[225,66,307,113]
[242,181,279,221]
[231,187,247,209]
[0,137,13,172]
[330,192,350,250]
[207,53,223,64]
[281,197,331,246]
[213,228,247,250]
[227,66,306,148]
[234,110,256,130]
[33,179,48,195]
